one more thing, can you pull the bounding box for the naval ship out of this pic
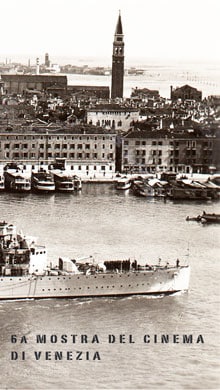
[0,221,190,300]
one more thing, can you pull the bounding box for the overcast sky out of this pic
[1,0,220,64]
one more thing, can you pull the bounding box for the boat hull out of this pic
[0,266,190,300]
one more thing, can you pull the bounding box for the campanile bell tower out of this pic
[111,11,124,99]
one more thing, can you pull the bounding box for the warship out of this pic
[0,221,190,300]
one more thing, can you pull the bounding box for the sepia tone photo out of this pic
[0,0,219,389]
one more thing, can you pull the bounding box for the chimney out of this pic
[36,58,40,75]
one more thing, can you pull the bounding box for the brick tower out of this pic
[111,11,124,99]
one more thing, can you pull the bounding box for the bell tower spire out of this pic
[111,11,124,99]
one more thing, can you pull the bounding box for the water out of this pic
[0,185,220,389]
[65,61,220,98]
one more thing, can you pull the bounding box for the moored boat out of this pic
[115,176,131,190]
[4,164,31,192]
[0,174,5,190]
[31,169,55,192]
[0,222,190,300]
[51,170,74,192]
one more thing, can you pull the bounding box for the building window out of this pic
[85,144,90,149]
[135,141,140,146]
[70,144,75,149]
[77,144,82,149]
[77,153,82,158]
[40,144,44,148]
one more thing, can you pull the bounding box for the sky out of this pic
[1,0,220,65]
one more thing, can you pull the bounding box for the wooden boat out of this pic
[200,212,220,224]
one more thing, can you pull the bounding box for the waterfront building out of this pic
[0,127,116,176]
[1,74,67,96]
[121,129,217,174]
[111,12,124,99]
[86,104,139,131]
[170,84,202,102]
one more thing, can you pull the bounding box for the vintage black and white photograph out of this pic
[0,0,219,389]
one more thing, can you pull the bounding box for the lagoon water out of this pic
[0,185,220,389]
[66,60,220,99]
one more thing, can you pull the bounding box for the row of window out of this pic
[0,135,114,141]
[124,140,213,147]
[3,143,114,150]
[92,111,133,115]
[129,157,212,165]
[5,152,114,159]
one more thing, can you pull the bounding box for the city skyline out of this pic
[1,0,220,65]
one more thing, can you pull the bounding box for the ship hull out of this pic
[0,266,190,300]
